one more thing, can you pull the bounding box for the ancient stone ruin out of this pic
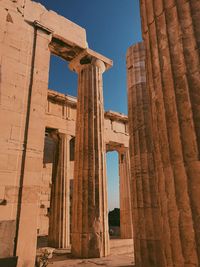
[0,0,200,267]
[0,1,133,266]
[127,1,200,266]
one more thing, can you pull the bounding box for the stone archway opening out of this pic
[106,143,133,238]
[34,34,130,260]
[48,54,78,97]
[106,151,120,239]
[106,144,134,255]
[36,35,81,251]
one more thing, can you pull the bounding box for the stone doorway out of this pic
[106,146,134,256]
[106,151,120,238]
[106,143,133,239]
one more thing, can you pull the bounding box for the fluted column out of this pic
[127,43,166,267]
[119,149,133,239]
[48,133,71,249]
[140,0,200,265]
[69,52,112,258]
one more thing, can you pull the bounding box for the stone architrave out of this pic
[140,0,200,266]
[69,49,112,258]
[48,133,71,249]
[118,148,133,239]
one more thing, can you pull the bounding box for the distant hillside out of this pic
[108,208,120,227]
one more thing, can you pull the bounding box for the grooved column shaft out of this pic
[119,149,133,239]
[71,60,109,258]
[48,134,71,249]
[140,0,200,265]
[127,43,165,267]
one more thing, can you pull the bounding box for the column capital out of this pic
[69,48,113,73]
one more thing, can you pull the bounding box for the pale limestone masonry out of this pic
[3,0,200,265]
[0,0,87,265]
[38,90,132,247]
[0,1,133,266]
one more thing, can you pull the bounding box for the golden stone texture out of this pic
[126,1,200,266]
[0,1,132,266]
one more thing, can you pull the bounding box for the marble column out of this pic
[48,133,71,249]
[140,0,200,265]
[118,149,133,239]
[127,43,166,267]
[69,51,112,258]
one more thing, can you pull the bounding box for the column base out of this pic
[71,232,110,258]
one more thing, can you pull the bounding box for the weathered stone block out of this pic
[0,220,16,258]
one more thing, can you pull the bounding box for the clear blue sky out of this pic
[106,152,119,211]
[36,0,142,210]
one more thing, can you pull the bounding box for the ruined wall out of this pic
[0,0,87,265]
[38,133,56,237]
[132,0,200,266]
[0,0,129,264]
[46,90,129,148]
[104,111,129,148]
[37,90,129,237]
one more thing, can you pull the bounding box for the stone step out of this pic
[110,239,134,255]
[37,238,134,258]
